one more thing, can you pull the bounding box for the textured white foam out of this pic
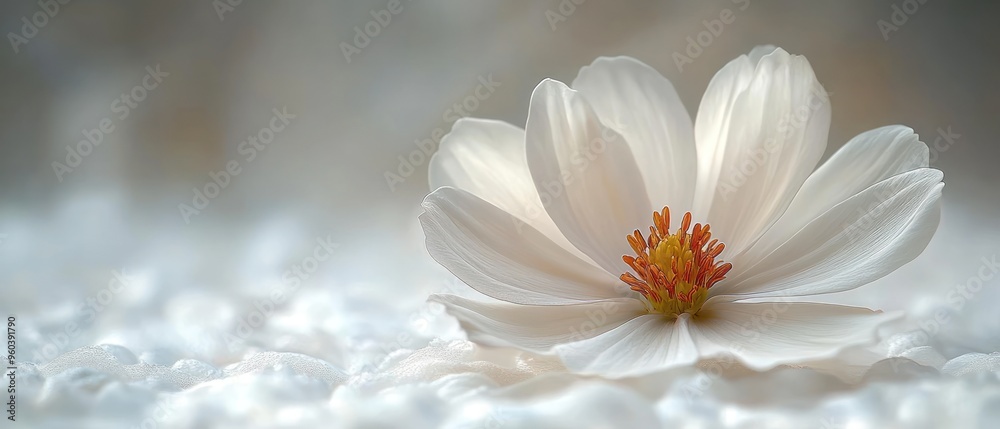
[8,198,1000,428]
[17,338,1000,429]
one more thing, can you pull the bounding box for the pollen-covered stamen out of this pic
[620,207,733,316]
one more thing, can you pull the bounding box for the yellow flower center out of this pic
[620,207,733,316]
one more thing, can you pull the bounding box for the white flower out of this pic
[420,46,943,377]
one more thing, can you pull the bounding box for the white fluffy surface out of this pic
[6,194,1000,429]
[16,332,1000,428]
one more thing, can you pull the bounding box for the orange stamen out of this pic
[619,207,733,316]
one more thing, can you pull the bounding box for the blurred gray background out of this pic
[1,0,998,363]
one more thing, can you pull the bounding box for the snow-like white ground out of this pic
[5,190,1000,429]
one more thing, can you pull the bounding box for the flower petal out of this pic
[747,45,778,64]
[693,47,832,254]
[430,294,646,352]
[421,187,626,305]
[713,168,943,298]
[572,56,697,212]
[526,79,653,274]
[429,117,585,258]
[690,301,900,369]
[555,314,698,376]
[734,125,930,267]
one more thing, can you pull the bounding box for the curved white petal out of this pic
[692,55,753,208]
[735,125,930,267]
[429,117,586,259]
[571,56,697,212]
[525,79,653,274]
[713,168,943,298]
[430,294,646,352]
[690,301,900,369]
[421,187,627,305]
[693,48,832,255]
[555,314,698,376]
[747,45,778,64]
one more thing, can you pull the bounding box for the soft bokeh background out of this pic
[1,1,998,427]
